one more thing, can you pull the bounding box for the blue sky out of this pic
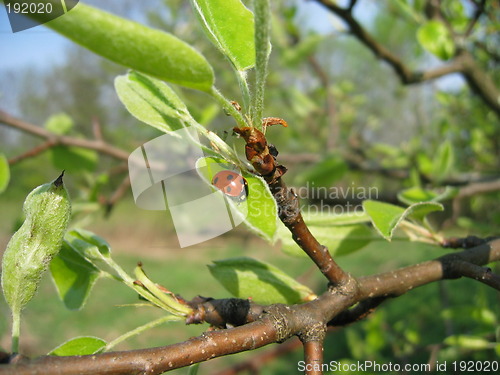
[0,6,70,70]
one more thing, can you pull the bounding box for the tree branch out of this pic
[234,125,350,286]
[456,178,500,198]
[358,238,500,299]
[8,140,56,165]
[0,110,129,161]
[464,0,486,37]
[313,0,500,117]
[450,260,500,291]
[213,337,302,375]
[303,341,324,375]
[1,239,499,374]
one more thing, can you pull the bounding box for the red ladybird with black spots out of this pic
[211,170,248,202]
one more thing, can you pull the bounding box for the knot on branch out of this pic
[298,321,327,343]
[187,297,264,328]
[272,185,300,225]
[262,304,293,343]
[328,272,358,295]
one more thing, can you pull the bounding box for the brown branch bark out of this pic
[456,178,500,198]
[213,337,302,375]
[303,341,324,375]
[233,125,351,287]
[8,140,55,165]
[357,238,500,299]
[0,110,130,161]
[270,177,351,286]
[451,260,500,291]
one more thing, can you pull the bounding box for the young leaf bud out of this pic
[2,172,71,319]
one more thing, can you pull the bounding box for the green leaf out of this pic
[416,152,433,177]
[208,257,315,304]
[134,264,193,316]
[417,20,455,60]
[431,140,455,181]
[115,71,190,134]
[443,335,492,351]
[45,113,74,135]
[0,153,10,194]
[50,240,101,310]
[398,186,458,205]
[296,154,347,187]
[1,174,71,315]
[49,145,98,173]
[196,157,277,241]
[65,228,112,260]
[278,223,372,258]
[191,0,255,71]
[406,202,444,221]
[49,336,106,356]
[363,200,443,240]
[40,1,214,91]
[1,173,71,351]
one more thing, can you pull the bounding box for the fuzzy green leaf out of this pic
[278,223,372,258]
[1,173,71,315]
[49,336,106,356]
[50,241,101,310]
[0,153,10,194]
[398,186,458,205]
[115,71,190,134]
[208,257,315,304]
[65,228,112,260]
[191,0,255,71]
[39,1,214,90]
[363,200,443,240]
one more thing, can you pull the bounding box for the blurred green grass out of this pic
[1,196,498,374]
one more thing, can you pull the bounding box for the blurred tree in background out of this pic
[0,1,499,374]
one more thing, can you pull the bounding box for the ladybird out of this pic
[212,170,248,201]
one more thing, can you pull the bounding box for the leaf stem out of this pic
[237,70,251,112]
[11,312,20,353]
[251,0,271,130]
[103,315,182,352]
[209,86,247,127]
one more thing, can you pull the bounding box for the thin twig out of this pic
[464,0,486,36]
[451,260,500,291]
[104,175,131,216]
[312,0,500,117]
[8,140,55,165]
[0,110,129,161]
[92,117,104,141]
